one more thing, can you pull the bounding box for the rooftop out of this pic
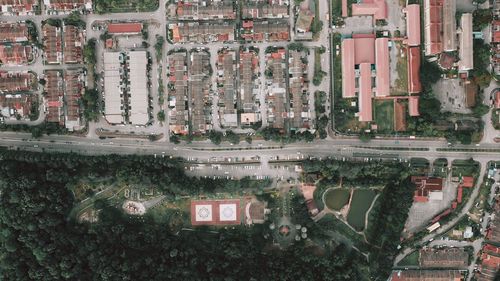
[107,22,142,34]
[419,248,468,268]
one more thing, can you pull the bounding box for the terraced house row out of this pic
[42,21,84,65]
[44,69,84,131]
[265,47,311,132]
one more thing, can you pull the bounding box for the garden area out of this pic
[373,100,395,133]
[94,0,158,13]
[392,42,408,96]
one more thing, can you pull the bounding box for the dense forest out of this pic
[0,151,368,281]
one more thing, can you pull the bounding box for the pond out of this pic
[324,188,350,211]
[346,189,376,231]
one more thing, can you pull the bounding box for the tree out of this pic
[226,130,240,145]
[83,39,97,64]
[157,110,165,122]
[170,135,180,144]
[245,136,252,144]
[208,130,223,145]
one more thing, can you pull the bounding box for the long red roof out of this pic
[108,23,142,34]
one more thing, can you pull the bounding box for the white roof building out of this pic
[459,13,473,72]
[127,51,149,126]
[103,52,124,124]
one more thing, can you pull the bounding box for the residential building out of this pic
[239,47,261,127]
[419,248,468,268]
[170,22,235,44]
[0,22,29,43]
[0,44,33,65]
[64,69,83,131]
[242,0,289,19]
[63,24,83,64]
[217,48,238,128]
[43,24,62,65]
[265,48,287,130]
[127,51,149,126]
[0,0,37,15]
[44,70,64,125]
[288,49,310,130]
[458,13,473,72]
[44,0,92,13]
[0,93,34,120]
[411,176,444,202]
[167,50,189,135]
[341,34,390,122]
[241,20,290,42]
[390,270,464,280]
[295,0,314,38]
[107,22,143,35]
[103,52,124,124]
[189,49,212,134]
[172,0,235,20]
[0,71,36,93]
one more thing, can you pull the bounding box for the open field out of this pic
[324,188,350,210]
[347,189,376,231]
[397,250,419,267]
[374,100,394,132]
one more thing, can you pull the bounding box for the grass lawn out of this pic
[346,189,376,231]
[373,100,394,132]
[451,159,480,177]
[331,0,342,18]
[324,188,350,210]
[397,251,419,267]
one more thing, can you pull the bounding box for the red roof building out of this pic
[351,0,388,21]
[409,95,420,116]
[412,176,443,202]
[0,22,29,43]
[0,0,37,15]
[375,37,390,97]
[359,63,373,122]
[107,23,143,34]
[45,0,91,12]
[457,186,463,203]
[63,24,83,64]
[483,244,500,256]
[341,34,390,122]
[481,253,500,268]
[42,24,62,65]
[407,47,422,94]
[495,90,500,109]
[0,44,32,65]
[423,0,444,55]
[405,4,421,47]
[461,176,474,188]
